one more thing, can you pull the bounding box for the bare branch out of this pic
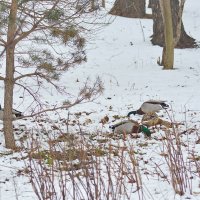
[14,98,84,120]
[0,0,61,57]
[14,0,60,45]
[15,82,42,106]
[0,39,6,45]
[14,72,40,81]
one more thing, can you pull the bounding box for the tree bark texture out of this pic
[102,0,105,8]
[3,0,17,149]
[109,0,146,18]
[151,0,197,48]
[159,0,174,69]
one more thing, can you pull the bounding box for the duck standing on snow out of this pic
[109,120,151,137]
[0,104,23,120]
[127,100,169,117]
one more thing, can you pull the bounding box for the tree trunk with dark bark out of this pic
[151,0,197,48]
[109,0,146,18]
[159,0,174,69]
[102,0,105,8]
[4,47,15,149]
[3,0,17,149]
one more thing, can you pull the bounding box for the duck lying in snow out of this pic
[109,120,151,137]
[0,104,23,120]
[142,112,172,128]
[127,100,169,117]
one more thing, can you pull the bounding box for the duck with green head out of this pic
[109,120,151,137]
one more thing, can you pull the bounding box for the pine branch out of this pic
[13,98,84,120]
[14,72,41,81]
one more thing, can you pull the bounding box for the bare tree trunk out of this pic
[173,0,185,46]
[91,0,95,10]
[109,0,146,18]
[4,48,15,149]
[148,0,153,8]
[151,0,196,48]
[3,0,17,149]
[102,0,105,8]
[90,0,99,10]
[159,0,174,69]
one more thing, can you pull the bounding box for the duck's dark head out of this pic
[160,102,169,109]
[127,110,137,117]
[128,108,145,116]
[109,125,115,130]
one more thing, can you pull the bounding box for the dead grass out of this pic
[17,110,200,200]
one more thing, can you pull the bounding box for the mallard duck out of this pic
[142,112,158,122]
[142,112,172,128]
[0,104,23,120]
[127,100,169,116]
[109,120,151,137]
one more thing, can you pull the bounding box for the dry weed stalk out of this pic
[161,127,193,196]
[23,128,146,200]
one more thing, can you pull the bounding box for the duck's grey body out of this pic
[109,120,140,135]
[109,120,152,137]
[128,100,169,116]
[141,100,168,113]
[0,111,3,121]
[0,105,23,121]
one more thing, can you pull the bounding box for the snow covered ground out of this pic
[0,0,200,199]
